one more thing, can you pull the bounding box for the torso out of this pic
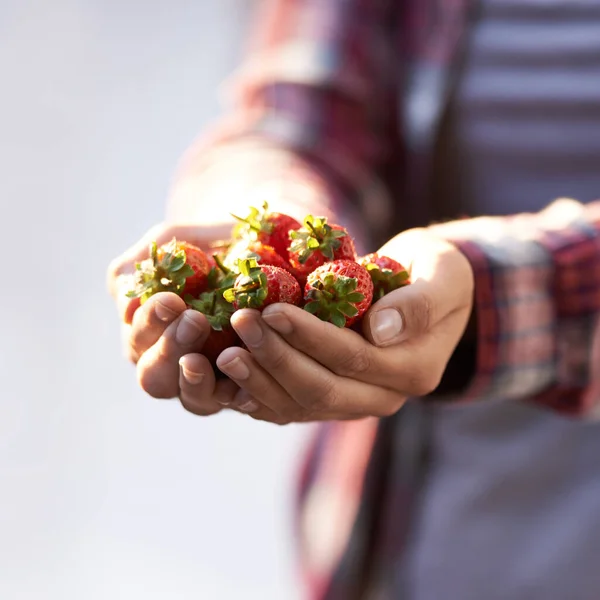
[404,2,600,598]
[433,0,600,218]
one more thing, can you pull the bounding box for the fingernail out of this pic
[234,316,263,347]
[155,301,178,322]
[218,357,250,381]
[179,360,204,385]
[238,399,259,413]
[234,392,259,413]
[262,311,293,335]
[176,313,203,345]
[371,308,404,346]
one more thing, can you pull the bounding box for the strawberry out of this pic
[231,201,301,259]
[206,253,217,271]
[224,240,291,272]
[288,215,356,285]
[223,258,301,311]
[304,260,374,328]
[358,253,410,301]
[126,238,211,304]
[186,290,239,365]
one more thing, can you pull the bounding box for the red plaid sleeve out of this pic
[433,199,600,417]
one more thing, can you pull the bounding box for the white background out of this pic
[0,1,307,598]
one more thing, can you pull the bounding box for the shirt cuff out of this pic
[430,199,600,409]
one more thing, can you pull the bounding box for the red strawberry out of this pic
[304,260,374,328]
[231,201,301,259]
[223,258,301,311]
[288,215,356,284]
[358,253,410,301]
[206,253,217,271]
[224,240,291,272]
[127,238,211,303]
[248,242,291,270]
[203,327,240,367]
[186,290,239,365]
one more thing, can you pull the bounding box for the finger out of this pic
[123,297,141,325]
[137,309,211,398]
[112,274,142,324]
[229,309,406,417]
[240,386,367,422]
[261,302,461,397]
[259,303,404,390]
[178,353,231,416]
[229,389,295,425]
[129,293,187,360]
[223,378,359,424]
[216,346,305,421]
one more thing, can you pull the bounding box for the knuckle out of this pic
[332,346,372,377]
[373,396,407,418]
[123,330,140,364]
[180,398,219,416]
[137,353,179,399]
[138,368,177,399]
[155,334,179,362]
[261,345,292,372]
[131,304,156,336]
[305,377,339,412]
[126,342,140,365]
[408,290,434,334]
[406,364,442,397]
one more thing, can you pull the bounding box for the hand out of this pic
[107,222,241,416]
[200,228,474,423]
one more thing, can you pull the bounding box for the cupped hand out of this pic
[198,228,475,423]
[106,222,240,416]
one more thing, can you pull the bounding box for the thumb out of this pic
[363,281,435,347]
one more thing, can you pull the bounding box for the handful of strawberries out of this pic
[126,202,410,365]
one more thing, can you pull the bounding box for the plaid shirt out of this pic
[169,0,600,597]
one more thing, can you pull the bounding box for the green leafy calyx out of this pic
[289,215,347,264]
[223,258,269,309]
[126,238,194,303]
[186,290,234,331]
[365,262,410,300]
[304,272,365,328]
[230,201,274,241]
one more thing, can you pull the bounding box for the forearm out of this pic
[166,0,396,252]
[165,137,340,226]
